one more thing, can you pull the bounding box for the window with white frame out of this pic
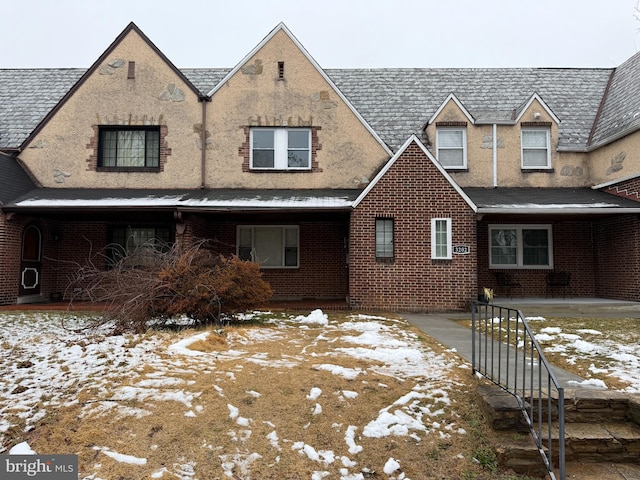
[489,225,553,268]
[521,128,550,168]
[237,226,299,268]
[431,218,452,259]
[250,128,311,170]
[436,128,466,169]
[375,218,394,259]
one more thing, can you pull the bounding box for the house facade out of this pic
[1,22,640,310]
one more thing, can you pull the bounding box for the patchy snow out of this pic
[0,309,466,478]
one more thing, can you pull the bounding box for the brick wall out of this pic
[204,214,349,300]
[593,215,640,301]
[0,214,22,305]
[477,220,596,298]
[349,141,477,311]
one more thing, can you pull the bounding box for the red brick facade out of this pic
[349,141,477,311]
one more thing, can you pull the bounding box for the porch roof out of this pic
[464,187,640,214]
[3,188,361,213]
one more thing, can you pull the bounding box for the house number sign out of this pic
[453,245,470,255]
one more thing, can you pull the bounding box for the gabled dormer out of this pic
[425,93,475,171]
[203,23,392,189]
[513,93,560,172]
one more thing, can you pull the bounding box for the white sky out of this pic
[3,0,640,69]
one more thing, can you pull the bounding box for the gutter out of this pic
[478,207,640,215]
[199,95,212,189]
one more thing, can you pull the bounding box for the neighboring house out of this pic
[1,22,640,310]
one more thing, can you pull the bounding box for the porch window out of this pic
[521,128,550,168]
[436,128,466,169]
[375,218,394,259]
[489,225,553,268]
[431,218,452,259]
[108,225,171,266]
[250,128,311,170]
[98,127,160,169]
[237,226,299,268]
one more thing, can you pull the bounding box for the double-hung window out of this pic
[99,127,160,169]
[237,226,299,268]
[251,128,311,170]
[489,225,553,268]
[375,218,394,260]
[521,128,551,169]
[431,218,452,260]
[436,128,466,169]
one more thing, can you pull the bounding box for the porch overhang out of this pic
[464,187,640,216]
[2,188,361,215]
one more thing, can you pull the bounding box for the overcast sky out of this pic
[3,0,640,69]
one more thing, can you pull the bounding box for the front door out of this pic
[19,224,42,297]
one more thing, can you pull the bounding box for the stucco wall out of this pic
[19,30,204,189]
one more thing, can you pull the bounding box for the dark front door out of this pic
[19,224,42,296]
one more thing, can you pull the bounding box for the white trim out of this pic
[592,173,640,190]
[521,127,551,169]
[352,135,477,212]
[206,23,392,157]
[435,127,467,169]
[489,224,554,269]
[237,225,300,269]
[428,93,475,125]
[514,93,561,124]
[431,218,452,260]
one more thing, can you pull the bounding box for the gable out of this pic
[354,135,476,211]
[17,23,205,189]
[203,24,391,189]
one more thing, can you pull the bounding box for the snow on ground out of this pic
[0,309,465,479]
[527,317,640,392]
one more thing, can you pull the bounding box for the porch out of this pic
[486,296,640,318]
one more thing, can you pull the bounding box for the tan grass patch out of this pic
[14,312,520,479]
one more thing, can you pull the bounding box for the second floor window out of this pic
[99,127,160,169]
[436,128,466,169]
[521,128,550,169]
[251,128,311,170]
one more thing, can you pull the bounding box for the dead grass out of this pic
[12,311,533,479]
[455,316,640,391]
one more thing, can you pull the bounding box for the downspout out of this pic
[199,95,211,189]
[492,123,498,187]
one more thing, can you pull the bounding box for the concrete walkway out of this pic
[402,312,588,388]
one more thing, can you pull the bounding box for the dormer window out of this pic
[250,128,311,170]
[521,127,551,169]
[436,126,467,169]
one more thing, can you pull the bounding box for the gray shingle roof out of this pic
[0,152,36,205]
[2,60,636,154]
[589,52,640,147]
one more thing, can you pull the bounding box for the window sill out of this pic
[250,169,312,173]
[444,167,468,172]
[376,257,395,264]
[521,168,554,173]
[97,167,160,173]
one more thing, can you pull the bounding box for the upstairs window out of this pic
[436,128,466,169]
[489,225,553,268]
[431,218,452,260]
[250,128,311,170]
[375,218,394,260]
[99,127,160,169]
[238,225,299,268]
[521,128,550,169]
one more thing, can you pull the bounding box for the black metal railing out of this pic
[471,302,565,480]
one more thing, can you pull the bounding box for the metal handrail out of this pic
[471,301,565,480]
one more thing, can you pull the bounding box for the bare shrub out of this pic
[67,240,272,333]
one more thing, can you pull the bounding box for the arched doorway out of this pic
[19,224,42,297]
